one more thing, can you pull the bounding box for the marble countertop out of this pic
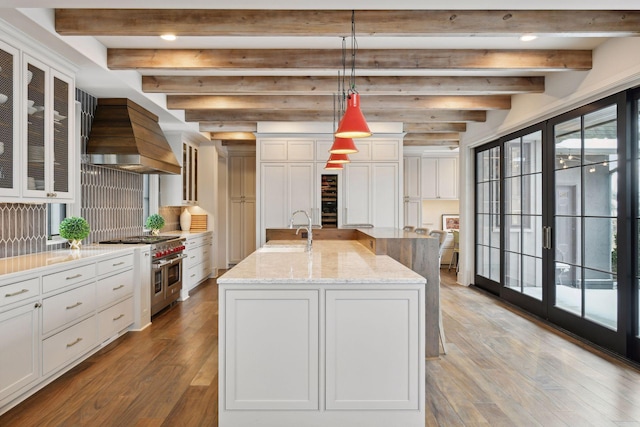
[0,245,140,278]
[218,240,426,284]
[161,230,213,238]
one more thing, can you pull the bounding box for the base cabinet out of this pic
[0,301,39,402]
[183,232,214,295]
[219,284,424,427]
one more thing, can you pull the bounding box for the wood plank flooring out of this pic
[3,269,640,426]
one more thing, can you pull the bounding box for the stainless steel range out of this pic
[100,235,186,316]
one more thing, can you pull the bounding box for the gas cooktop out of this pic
[99,235,177,245]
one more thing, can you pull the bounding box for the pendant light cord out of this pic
[349,10,358,95]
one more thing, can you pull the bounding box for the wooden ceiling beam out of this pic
[198,122,257,132]
[108,49,591,72]
[210,132,256,141]
[404,133,460,141]
[185,109,486,123]
[56,9,640,37]
[142,75,544,95]
[404,123,466,133]
[167,95,510,111]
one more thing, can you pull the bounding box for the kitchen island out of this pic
[217,240,426,427]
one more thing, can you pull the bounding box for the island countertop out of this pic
[218,240,425,284]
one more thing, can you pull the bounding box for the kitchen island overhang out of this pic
[218,240,426,427]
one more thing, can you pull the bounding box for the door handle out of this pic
[543,226,552,250]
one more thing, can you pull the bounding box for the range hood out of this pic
[87,98,181,174]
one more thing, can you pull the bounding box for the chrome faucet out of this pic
[290,210,313,251]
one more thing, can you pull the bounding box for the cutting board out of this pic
[190,214,208,231]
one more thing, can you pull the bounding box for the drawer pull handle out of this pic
[66,301,83,310]
[66,337,83,348]
[66,274,82,280]
[113,314,125,321]
[190,274,196,278]
[112,261,125,266]
[5,288,29,297]
[112,285,125,291]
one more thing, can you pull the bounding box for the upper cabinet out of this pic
[161,132,208,206]
[0,41,19,199]
[22,55,74,201]
[421,156,458,200]
[0,35,76,203]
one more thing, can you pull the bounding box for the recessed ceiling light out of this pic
[160,34,177,41]
[520,34,537,42]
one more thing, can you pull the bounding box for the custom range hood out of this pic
[87,98,181,174]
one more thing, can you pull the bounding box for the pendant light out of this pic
[330,64,359,154]
[335,11,371,139]
[324,162,343,170]
[327,153,350,164]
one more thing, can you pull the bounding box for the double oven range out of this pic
[100,235,186,316]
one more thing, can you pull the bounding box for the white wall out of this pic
[456,36,640,287]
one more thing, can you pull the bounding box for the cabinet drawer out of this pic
[97,253,134,276]
[42,315,97,375]
[96,269,134,308]
[43,264,95,294]
[42,282,96,335]
[98,297,133,343]
[1,277,39,308]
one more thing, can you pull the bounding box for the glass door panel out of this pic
[503,130,543,300]
[553,104,618,331]
[26,62,46,192]
[475,146,501,290]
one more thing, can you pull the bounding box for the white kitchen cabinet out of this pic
[42,282,96,335]
[260,139,314,162]
[0,40,20,199]
[98,297,133,343]
[160,136,200,206]
[0,299,39,402]
[260,162,315,243]
[421,156,458,199]
[344,163,399,228]
[183,232,213,295]
[348,139,399,162]
[229,155,256,264]
[403,156,422,228]
[22,54,74,201]
[42,315,97,375]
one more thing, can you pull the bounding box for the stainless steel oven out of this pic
[150,239,186,316]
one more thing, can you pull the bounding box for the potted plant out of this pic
[59,216,90,249]
[145,214,165,235]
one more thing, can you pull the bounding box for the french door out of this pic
[474,92,639,360]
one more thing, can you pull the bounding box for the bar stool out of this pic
[403,225,415,232]
[448,230,460,273]
[414,227,429,234]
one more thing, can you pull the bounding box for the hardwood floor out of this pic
[3,269,640,426]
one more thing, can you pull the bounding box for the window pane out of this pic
[522,174,542,215]
[523,131,543,174]
[490,247,501,282]
[504,138,520,178]
[490,147,500,181]
[584,162,617,217]
[522,215,542,258]
[505,251,521,290]
[584,270,617,330]
[583,105,617,166]
[504,214,520,253]
[522,255,543,300]
[584,217,616,274]
[504,176,521,215]
[555,169,581,216]
[555,117,582,168]
[477,214,489,246]
[477,182,489,214]
[555,264,582,315]
[555,216,581,266]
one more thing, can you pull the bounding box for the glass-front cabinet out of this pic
[23,54,73,201]
[0,40,19,198]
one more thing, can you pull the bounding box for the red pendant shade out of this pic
[324,162,343,170]
[329,137,358,154]
[327,153,350,164]
[335,93,371,139]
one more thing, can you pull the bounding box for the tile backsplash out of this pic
[0,204,47,258]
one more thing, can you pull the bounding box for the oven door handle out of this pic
[152,253,186,269]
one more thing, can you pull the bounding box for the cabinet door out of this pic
[229,156,244,200]
[229,199,244,264]
[0,302,39,401]
[403,156,421,199]
[24,56,48,197]
[243,156,256,199]
[0,41,19,198]
[325,289,420,410]
[50,69,73,199]
[372,163,398,228]
[404,199,421,229]
[420,158,438,199]
[243,199,256,257]
[261,163,287,228]
[288,163,315,220]
[343,163,371,225]
[437,157,458,199]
